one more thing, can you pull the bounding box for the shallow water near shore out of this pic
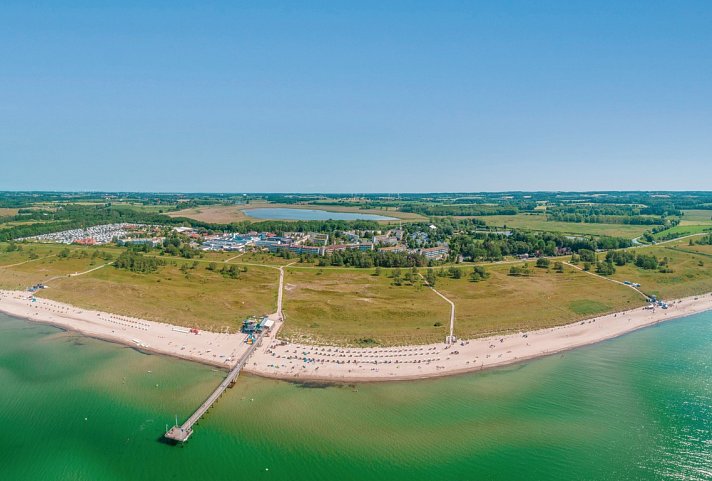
[1,311,710,480]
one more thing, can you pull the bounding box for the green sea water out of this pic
[0,312,710,481]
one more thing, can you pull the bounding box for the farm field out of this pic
[281,268,451,345]
[472,214,653,238]
[652,224,712,240]
[433,262,645,339]
[169,202,423,224]
[0,208,19,217]
[680,209,712,225]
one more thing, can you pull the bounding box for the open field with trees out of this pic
[36,261,279,332]
[0,245,121,289]
[433,262,645,339]
[607,242,712,299]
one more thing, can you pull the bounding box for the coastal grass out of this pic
[609,244,712,299]
[35,263,279,332]
[280,268,451,345]
[432,262,646,339]
[0,244,122,289]
[473,213,653,238]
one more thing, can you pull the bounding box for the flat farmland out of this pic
[680,210,712,225]
[169,202,423,223]
[0,208,19,217]
[473,214,653,238]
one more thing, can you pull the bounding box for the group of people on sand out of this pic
[263,343,447,369]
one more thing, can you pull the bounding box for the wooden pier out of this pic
[164,332,264,443]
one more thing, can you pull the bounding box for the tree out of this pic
[595,261,616,275]
[392,267,402,286]
[554,261,564,273]
[536,258,550,268]
[509,264,530,276]
[470,266,489,282]
[635,254,659,270]
[425,269,436,287]
[449,266,462,279]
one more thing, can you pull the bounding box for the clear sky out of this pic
[1,1,711,192]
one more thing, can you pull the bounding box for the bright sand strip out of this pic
[0,290,250,369]
[2,289,711,382]
[246,293,712,382]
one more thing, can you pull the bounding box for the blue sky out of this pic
[1,1,711,192]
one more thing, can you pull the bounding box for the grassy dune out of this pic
[36,263,279,332]
[3,239,712,346]
[609,244,712,299]
[433,262,645,339]
[281,268,450,345]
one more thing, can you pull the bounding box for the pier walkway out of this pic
[164,332,264,443]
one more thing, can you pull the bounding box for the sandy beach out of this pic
[2,288,711,382]
[0,290,251,369]
[246,292,712,382]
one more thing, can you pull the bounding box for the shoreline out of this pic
[0,290,250,370]
[245,292,712,382]
[1,289,711,383]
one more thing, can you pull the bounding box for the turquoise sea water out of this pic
[242,207,397,221]
[0,311,709,480]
